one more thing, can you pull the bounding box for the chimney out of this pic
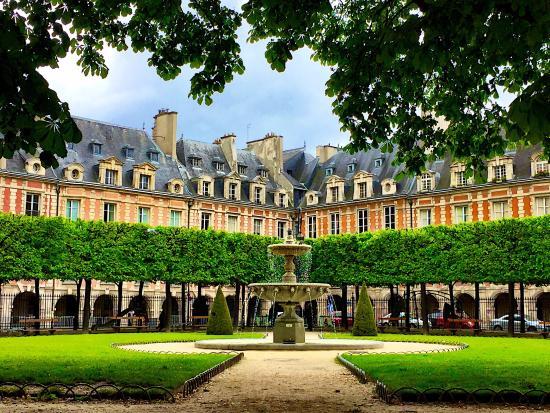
[217,133,238,172]
[316,144,339,163]
[0,157,5,170]
[247,132,283,180]
[152,109,178,157]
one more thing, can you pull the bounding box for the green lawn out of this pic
[0,332,261,389]
[327,333,550,392]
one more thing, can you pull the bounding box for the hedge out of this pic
[0,212,548,286]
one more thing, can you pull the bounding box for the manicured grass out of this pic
[0,332,262,389]
[327,333,550,392]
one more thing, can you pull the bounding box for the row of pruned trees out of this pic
[308,216,550,334]
[0,214,276,329]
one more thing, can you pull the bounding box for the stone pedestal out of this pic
[273,303,305,344]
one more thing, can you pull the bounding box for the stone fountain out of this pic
[248,232,330,344]
[195,230,384,351]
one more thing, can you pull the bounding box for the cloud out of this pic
[40,21,347,153]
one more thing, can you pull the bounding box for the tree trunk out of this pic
[405,284,411,332]
[181,283,187,330]
[164,282,172,332]
[34,278,40,330]
[198,283,202,297]
[241,284,246,328]
[138,281,144,297]
[474,282,480,332]
[233,281,241,326]
[519,282,525,334]
[74,279,82,330]
[507,282,515,336]
[117,282,123,327]
[355,285,360,303]
[82,279,92,331]
[341,284,348,330]
[448,283,455,316]
[420,283,429,335]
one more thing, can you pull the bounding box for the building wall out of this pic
[301,179,550,236]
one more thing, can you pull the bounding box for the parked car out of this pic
[378,312,426,328]
[430,313,476,329]
[490,314,542,332]
[321,311,353,327]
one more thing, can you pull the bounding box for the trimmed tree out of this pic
[352,284,377,336]
[206,286,233,335]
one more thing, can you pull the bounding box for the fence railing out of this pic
[0,288,548,333]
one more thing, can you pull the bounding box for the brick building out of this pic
[0,110,548,329]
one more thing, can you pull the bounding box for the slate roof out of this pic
[6,117,186,193]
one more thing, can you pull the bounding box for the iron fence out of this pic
[0,286,548,333]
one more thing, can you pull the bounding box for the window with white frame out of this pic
[103,203,116,222]
[260,169,268,178]
[374,158,383,168]
[190,157,201,167]
[420,173,433,191]
[201,212,211,230]
[330,213,340,234]
[384,205,396,229]
[105,169,117,185]
[277,221,286,239]
[254,187,262,204]
[307,215,317,238]
[170,210,181,227]
[214,161,224,171]
[228,215,238,232]
[139,174,151,190]
[278,193,286,207]
[358,182,368,199]
[202,181,211,196]
[253,218,263,235]
[535,160,549,175]
[228,183,238,200]
[138,207,150,224]
[419,208,432,227]
[92,143,102,155]
[494,164,507,181]
[148,152,159,162]
[535,196,550,216]
[357,209,368,233]
[330,186,339,203]
[492,201,508,220]
[347,163,355,173]
[325,168,333,176]
[455,171,467,187]
[454,205,469,223]
[25,193,40,216]
[66,199,80,221]
[238,164,247,175]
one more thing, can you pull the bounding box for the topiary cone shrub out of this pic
[206,286,234,335]
[352,283,377,336]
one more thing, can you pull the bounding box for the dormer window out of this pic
[173,183,181,193]
[67,142,75,150]
[420,173,433,191]
[535,160,549,175]
[374,158,383,168]
[92,143,102,155]
[358,182,368,198]
[105,169,117,185]
[325,168,333,176]
[531,153,549,177]
[229,183,238,200]
[353,171,373,200]
[123,147,135,159]
[494,164,506,181]
[260,170,268,178]
[330,187,339,203]
[71,169,80,180]
[148,151,159,162]
[32,163,41,173]
[238,164,247,175]
[189,156,202,167]
[347,163,356,173]
[139,174,151,190]
[214,161,224,171]
[254,187,262,204]
[202,181,211,196]
[278,193,286,207]
[168,178,184,194]
[456,171,466,187]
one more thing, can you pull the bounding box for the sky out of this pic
[41,19,348,154]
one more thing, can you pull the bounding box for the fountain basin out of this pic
[249,283,331,302]
[269,243,311,257]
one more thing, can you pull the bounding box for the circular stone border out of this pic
[194,338,385,351]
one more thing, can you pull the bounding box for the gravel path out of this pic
[0,336,543,413]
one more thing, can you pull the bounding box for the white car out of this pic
[378,312,426,328]
[490,314,541,332]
